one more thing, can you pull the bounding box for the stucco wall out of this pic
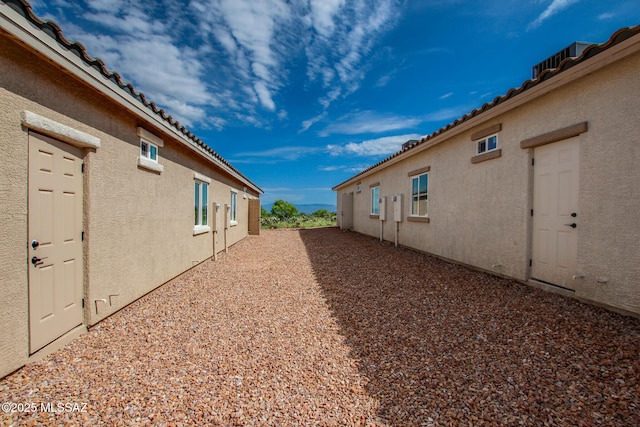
[0,32,258,377]
[336,48,640,315]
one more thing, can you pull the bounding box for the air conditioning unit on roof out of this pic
[532,41,591,79]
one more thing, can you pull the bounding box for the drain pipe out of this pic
[224,204,230,253]
[379,196,386,242]
[395,221,399,247]
[212,203,220,260]
[393,194,402,247]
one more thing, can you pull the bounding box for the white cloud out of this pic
[439,92,454,100]
[321,110,421,136]
[597,12,615,20]
[299,112,328,133]
[528,0,581,30]
[33,0,403,129]
[309,0,346,37]
[233,146,320,162]
[193,0,292,111]
[305,0,400,109]
[254,81,276,111]
[423,106,474,123]
[327,133,423,157]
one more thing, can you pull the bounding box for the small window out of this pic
[477,134,498,155]
[230,191,237,224]
[140,139,158,162]
[194,181,209,227]
[371,186,379,215]
[410,173,428,217]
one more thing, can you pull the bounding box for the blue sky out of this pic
[31,0,639,207]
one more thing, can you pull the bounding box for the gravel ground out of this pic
[1,228,639,426]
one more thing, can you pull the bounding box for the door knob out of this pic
[31,256,47,266]
[31,240,39,249]
[564,223,577,228]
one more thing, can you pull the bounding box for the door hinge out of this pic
[530,209,533,217]
[531,158,535,166]
[529,259,532,267]
[81,231,85,241]
[82,298,85,308]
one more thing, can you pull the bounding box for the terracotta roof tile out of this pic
[334,25,640,189]
[3,0,262,193]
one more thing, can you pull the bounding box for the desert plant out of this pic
[270,199,298,219]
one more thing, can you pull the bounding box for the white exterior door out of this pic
[340,192,354,230]
[531,137,580,288]
[28,132,84,353]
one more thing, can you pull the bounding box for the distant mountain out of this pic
[262,203,336,214]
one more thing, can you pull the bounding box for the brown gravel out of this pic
[1,228,639,426]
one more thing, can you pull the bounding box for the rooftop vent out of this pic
[532,42,591,79]
[402,139,419,150]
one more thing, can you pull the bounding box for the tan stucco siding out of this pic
[339,124,530,281]
[336,48,640,315]
[0,32,258,377]
[0,86,29,377]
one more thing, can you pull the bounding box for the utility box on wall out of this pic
[393,194,403,222]
[212,202,221,232]
[224,203,230,229]
[379,196,387,221]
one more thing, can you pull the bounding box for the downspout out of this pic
[393,194,402,247]
[379,196,386,242]
[212,202,220,261]
[224,204,230,253]
[395,221,399,247]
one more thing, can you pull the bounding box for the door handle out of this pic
[564,223,577,228]
[31,256,47,266]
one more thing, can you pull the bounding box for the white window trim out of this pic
[193,224,211,235]
[476,133,499,155]
[230,190,238,226]
[136,128,164,172]
[371,186,380,215]
[193,172,211,184]
[140,138,158,162]
[138,138,165,173]
[138,156,164,172]
[193,178,210,234]
[409,173,429,218]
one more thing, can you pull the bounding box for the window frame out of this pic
[140,138,159,163]
[371,186,380,215]
[476,133,498,155]
[230,190,238,225]
[193,178,210,235]
[410,172,429,217]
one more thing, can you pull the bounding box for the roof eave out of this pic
[333,25,640,192]
[0,0,263,195]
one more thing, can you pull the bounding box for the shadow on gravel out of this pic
[299,227,640,426]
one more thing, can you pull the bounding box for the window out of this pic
[371,186,379,215]
[410,173,428,216]
[194,180,209,230]
[137,128,164,173]
[230,191,237,224]
[476,134,498,155]
[140,139,158,162]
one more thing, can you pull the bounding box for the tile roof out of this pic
[2,0,262,193]
[333,24,640,190]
